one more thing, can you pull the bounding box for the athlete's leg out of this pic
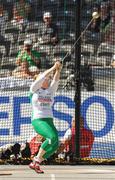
[32,118,59,160]
[43,139,58,159]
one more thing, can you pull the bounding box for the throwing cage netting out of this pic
[0,0,115,165]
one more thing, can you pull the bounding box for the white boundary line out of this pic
[51,174,55,180]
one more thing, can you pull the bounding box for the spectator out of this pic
[21,142,31,159]
[0,3,10,56]
[38,12,58,45]
[59,116,94,161]
[12,60,35,78]
[28,134,44,159]
[15,39,41,75]
[11,0,31,32]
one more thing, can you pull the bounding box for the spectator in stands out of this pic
[20,142,31,159]
[28,134,44,159]
[15,39,41,76]
[59,116,94,161]
[0,3,10,56]
[11,0,31,32]
[12,60,35,78]
[38,12,58,45]
[0,143,21,162]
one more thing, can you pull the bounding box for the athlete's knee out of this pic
[50,133,59,145]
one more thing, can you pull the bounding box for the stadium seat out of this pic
[39,52,52,68]
[0,69,12,77]
[5,33,17,43]
[53,51,67,58]
[53,47,71,63]
[56,10,75,21]
[35,11,43,21]
[0,46,6,57]
[18,33,26,45]
[5,26,19,34]
[60,38,74,45]
[56,21,68,39]
[5,23,19,43]
[42,0,60,8]
[81,19,90,30]
[86,55,98,65]
[97,51,113,57]
[0,56,16,76]
[83,31,101,44]
[26,22,38,33]
[81,43,95,55]
[97,43,115,55]
[26,33,37,43]
[3,55,16,64]
[81,6,92,19]
[59,0,77,7]
[9,44,19,57]
[97,43,114,66]
[38,44,54,56]
[97,56,113,66]
[81,51,91,57]
[26,28,38,34]
[92,66,115,91]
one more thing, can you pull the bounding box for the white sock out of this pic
[34,156,43,164]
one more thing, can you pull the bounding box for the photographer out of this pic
[59,116,94,161]
[15,39,41,75]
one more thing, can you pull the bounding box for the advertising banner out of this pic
[0,90,115,158]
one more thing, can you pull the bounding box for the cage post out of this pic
[74,0,81,161]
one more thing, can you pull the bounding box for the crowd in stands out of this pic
[0,0,114,90]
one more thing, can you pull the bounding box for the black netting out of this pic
[80,0,115,163]
[0,0,115,165]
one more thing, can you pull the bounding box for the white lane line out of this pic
[51,174,55,180]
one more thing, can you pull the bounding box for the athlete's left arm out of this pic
[50,61,62,93]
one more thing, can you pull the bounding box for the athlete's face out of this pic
[41,76,51,89]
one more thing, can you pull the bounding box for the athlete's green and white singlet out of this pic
[30,73,59,120]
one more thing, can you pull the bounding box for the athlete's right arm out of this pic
[30,64,57,93]
[30,73,46,93]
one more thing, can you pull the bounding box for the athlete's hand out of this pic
[55,61,62,71]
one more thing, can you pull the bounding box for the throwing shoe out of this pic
[29,161,35,170]
[34,161,44,174]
